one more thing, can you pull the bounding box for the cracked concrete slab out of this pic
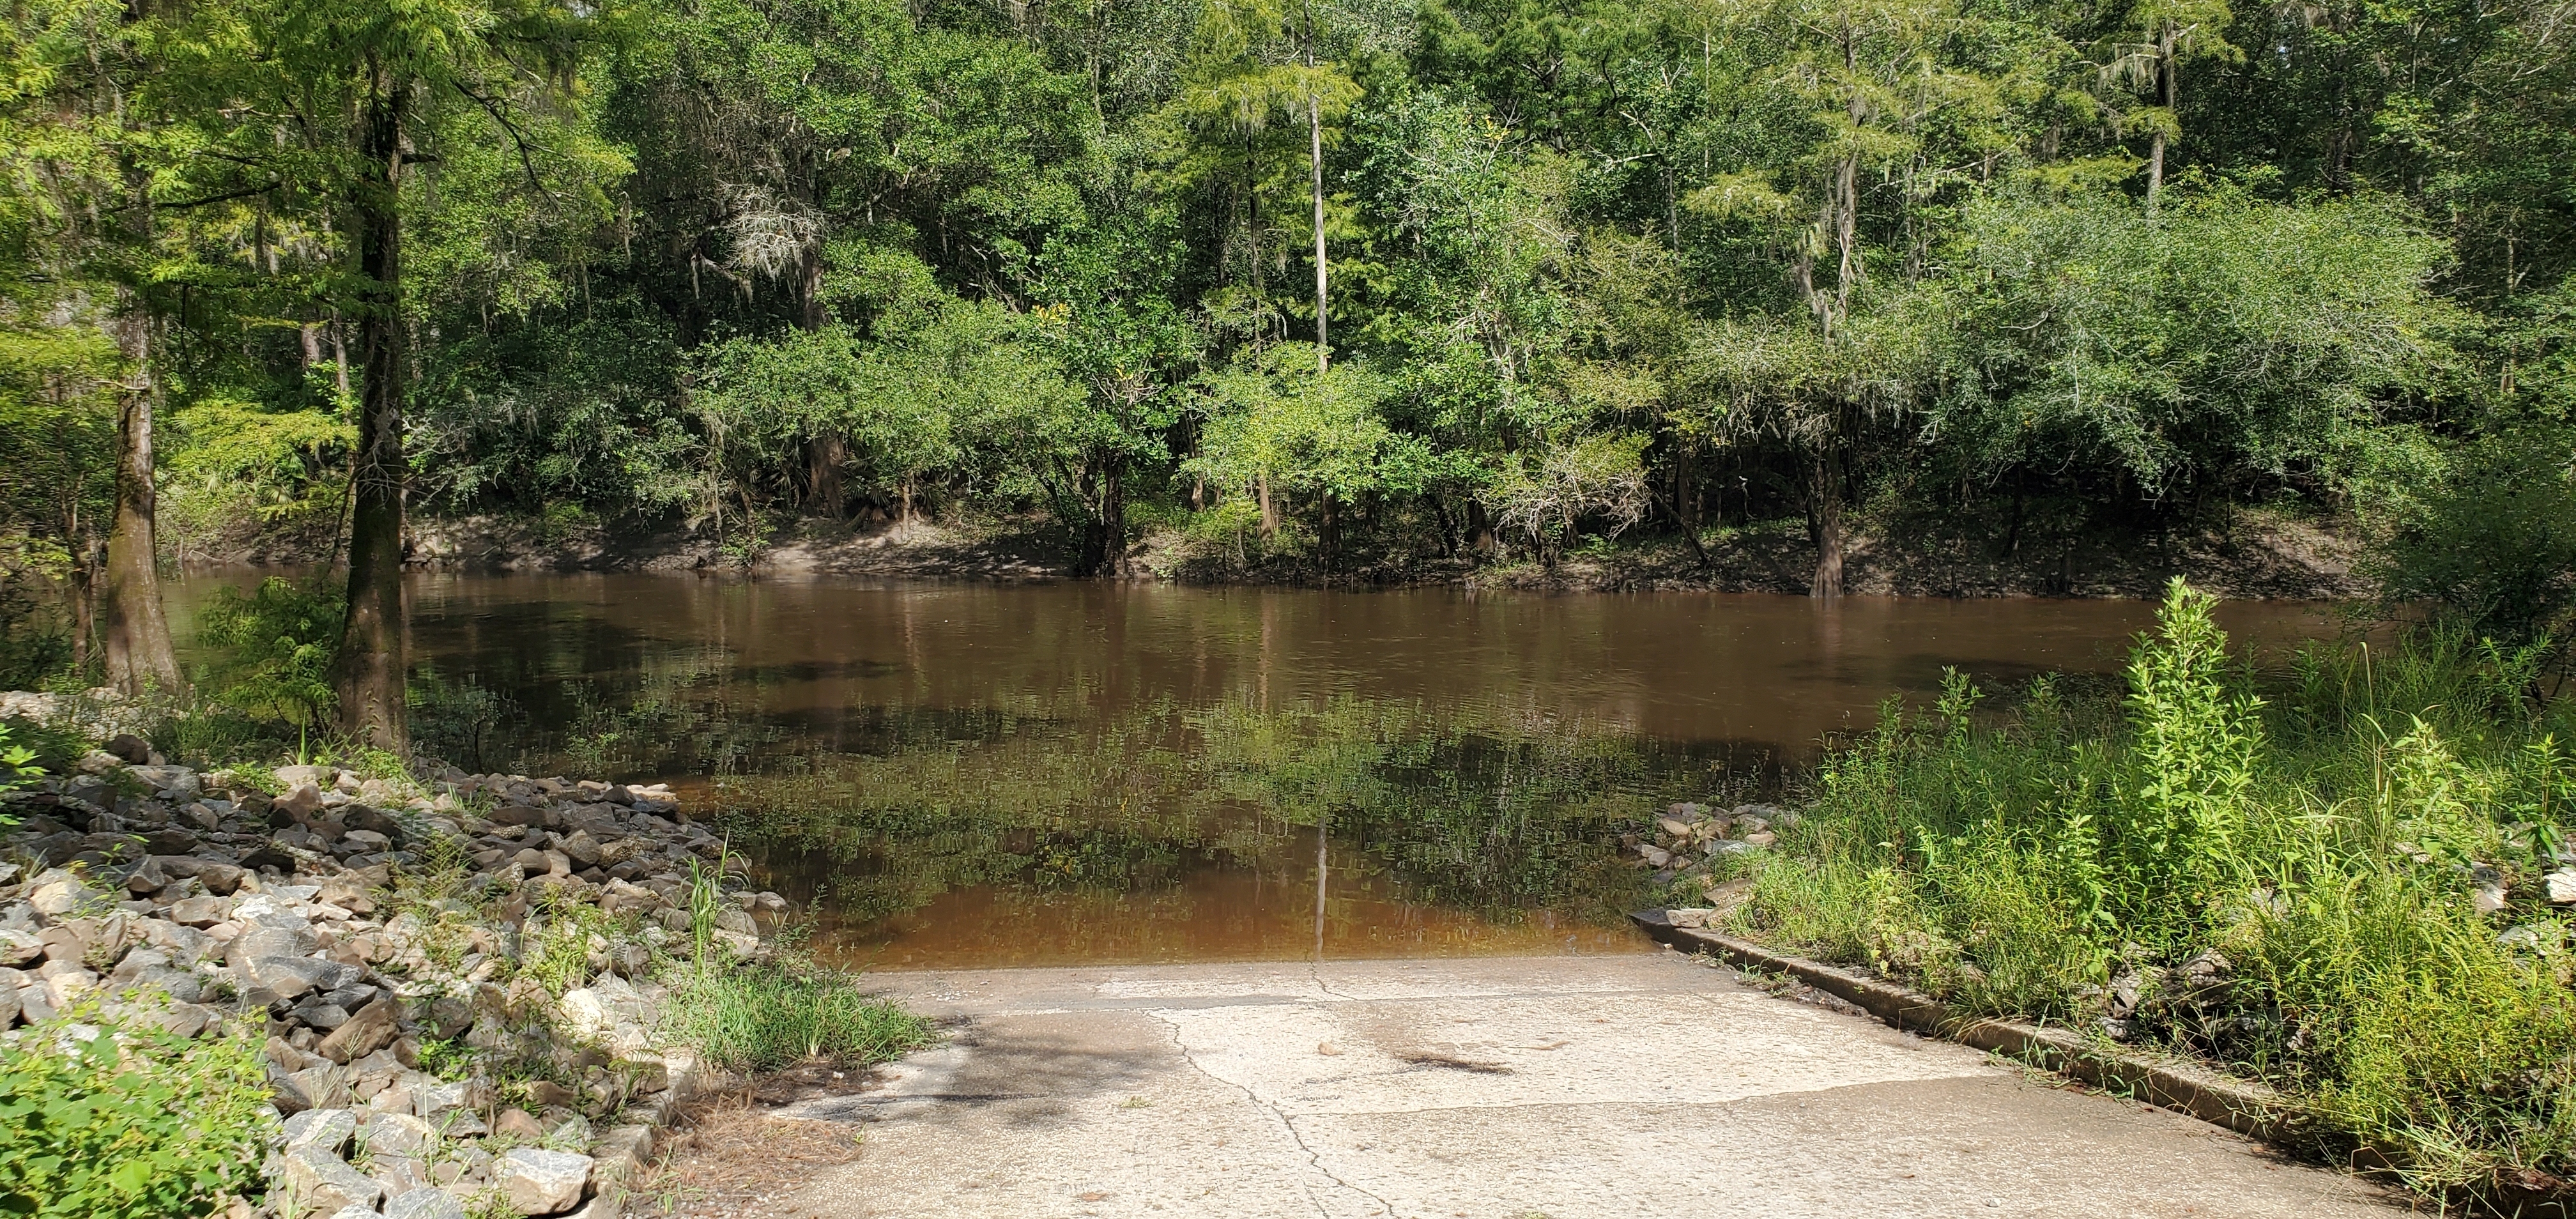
[767,953,2402,1218]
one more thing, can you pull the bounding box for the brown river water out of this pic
[171,574,2341,970]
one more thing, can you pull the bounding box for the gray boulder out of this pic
[282,1107,359,1156]
[240,954,334,1001]
[386,1187,473,1219]
[496,1147,593,1215]
[277,1146,382,1215]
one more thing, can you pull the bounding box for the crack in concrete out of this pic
[1307,963,1360,1002]
[1151,1008,1404,1219]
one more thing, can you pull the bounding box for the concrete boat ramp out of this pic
[746,952,2395,1218]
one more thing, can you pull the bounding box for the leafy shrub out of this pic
[190,576,343,730]
[2112,581,2266,946]
[0,1016,274,1218]
[660,962,933,1074]
[0,722,40,829]
[2364,427,2576,647]
[1733,580,2576,1199]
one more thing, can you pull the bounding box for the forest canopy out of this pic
[3,0,2573,677]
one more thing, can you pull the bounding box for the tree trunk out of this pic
[1258,471,1278,537]
[331,309,351,399]
[1318,493,1338,570]
[2147,24,2174,215]
[2145,129,2167,216]
[1464,498,1496,558]
[1307,92,1330,371]
[1670,439,1699,533]
[1805,450,1846,599]
[1077,453,1128,577]
[801,244,827,331]
[72,539,98,677]
[334,72,410,751]
[101,315,180,696]
[807,434,846,518]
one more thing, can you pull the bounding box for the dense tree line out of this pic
[3,0,2573,741]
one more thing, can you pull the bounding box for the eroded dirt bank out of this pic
[356,507,2369,601]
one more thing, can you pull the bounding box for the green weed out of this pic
[0,1011,274,1218]
[659,960,933,1074]
[1735,579,2576,1200]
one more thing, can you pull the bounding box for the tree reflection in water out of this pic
[687,696,1757,967]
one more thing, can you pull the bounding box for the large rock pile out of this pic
[0,749,787,1218]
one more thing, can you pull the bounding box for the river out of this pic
[170,573,2340,970]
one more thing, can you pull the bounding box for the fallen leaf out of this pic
[1080,1190,1110,1201]
[1317,1042,1342,1056]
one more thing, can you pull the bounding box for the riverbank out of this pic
[1675,586,2576,1208]
[0,709,925,1218]
[213,503,2367,601]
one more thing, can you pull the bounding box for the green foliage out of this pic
[189,577,343,730]
[684,852,731,969]
[2362,425,2576,647]
[1735,588,2576,1197]
[1937,188,2459,498]
[1183,343,1445,560]
[0,719,39,828]
[157,398,353,560]
[4,0,2563,590]
[0,535,70,692]
[2115,579,2264,944]
[659,960,934,1074]
[0,1016,275,1218]
[0,721,45,791]
[516,891,620,996]
[688,295,1080,530]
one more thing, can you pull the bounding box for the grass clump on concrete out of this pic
[1722,579,2576,1202]
[661,961,933,1075]
[657,853,933,1075]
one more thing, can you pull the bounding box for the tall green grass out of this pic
[659,962,935,1075]
[1729,581,2576,1200]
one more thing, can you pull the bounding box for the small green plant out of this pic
[2115,579,2266,946]
[347,746,417,787]
[413,1038,477,1082]
[0,724,47,790]
[685,848,731,968]
[0,722,41,829]
[399,829,476,903]
[0,1013,275,1218]
[517,891,619,996]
